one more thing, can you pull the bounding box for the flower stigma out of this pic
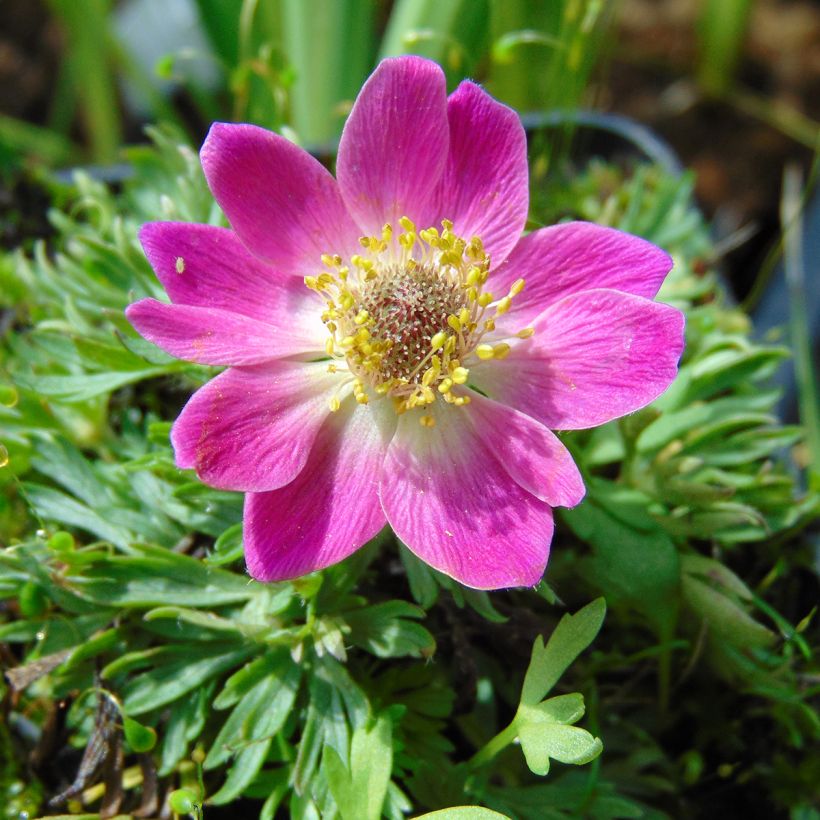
[305,217,534,424]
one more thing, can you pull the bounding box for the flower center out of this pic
[306,217,531,425]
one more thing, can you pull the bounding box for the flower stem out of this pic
[468,720,519,769]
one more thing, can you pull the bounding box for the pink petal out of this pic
[380,404,554,590]
[466,394,585,507]
[139,223,324,343]
[430,81,529,267]
[244,399,396,581]
[471,289,685,430]
[126,299,316,366]
[200,123,361,274]
[336,56,449,234]
[491,223,674,327]
[171,361,342,492]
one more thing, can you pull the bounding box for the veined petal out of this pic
[200,123,361,274]
[171,361,343,492]
[380,402,554,590]
[491,222,675,327]
[471,289,685,430]
[466,393,585,507]
[139,223,325,346]
[336,56,449,234]
[125,299,315,365]
[430,81,529,267]
[244,398,396,581]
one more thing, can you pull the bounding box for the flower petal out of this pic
[491,223,675,327]
[336,56,449,234]
[139,222,325,344]
[126,299,313,365]
[244,399,396,581]
[430,81,529,267]
[466,393,585,507]
[171,361,342,492]
[200,123,361,274]
[380,402,554,590]
[471,289,685,430]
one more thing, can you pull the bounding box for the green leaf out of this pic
[562,483,680,636]
[122,644,255,715]
[518,722,603,776]
[413,810,510,820]
[324,713,393,820]
[519,693,586,726]
[123,716,157,752]
[73,544,257,607]
[206,654,301,770]
[520,598,606,706]
[345,601,435,658]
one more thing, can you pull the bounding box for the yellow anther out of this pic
[451,366,469,384]
[447,314,461,332]
[510,278,525,296]
[327,364,338,373]
[358,236,371,248]
[493,343,511,359]
[399,216,416,232]
[421,386,436,404]
[495,296,512,314]
[454,395,471,406]
[517,327,535,338]
[399,232,416,249]
[355,327,370,342]
[476,344,494,360]
[419,414,436,428]
[466,266,481,287]
[304,275,319,290]
[328,396,341,412]
[317,273,334,287]
[441,218,453,232]
[438,378,453,394]
[421,367,437,387]
[354,310,370,325]
[444,336,457,355]
[478,292,493,307]
[321,254,337,268]
[382,223,393,243]
[467,286,478,302]
[430,331,447,351]
[458,307,471,326]
[325,338,335,356]
[341,335,356,348]
[484,318,496,332]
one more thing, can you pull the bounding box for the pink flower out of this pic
[127,56,684,590]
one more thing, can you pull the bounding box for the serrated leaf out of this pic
[520,598,606,706]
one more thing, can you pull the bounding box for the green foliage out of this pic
[0,125,817,820]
